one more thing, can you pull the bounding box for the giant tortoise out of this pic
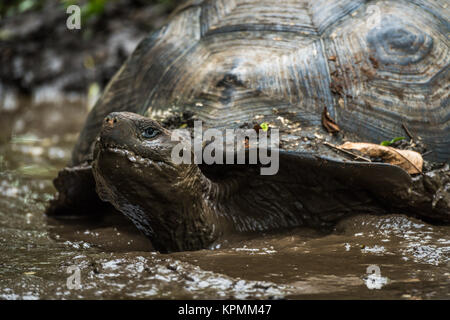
[48,0,450,252]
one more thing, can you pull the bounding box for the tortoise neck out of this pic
[148,165,223,252]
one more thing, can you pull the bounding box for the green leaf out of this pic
[260,122,269,132]
[380,136,406,146]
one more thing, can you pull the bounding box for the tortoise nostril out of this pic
[104,116,119,126]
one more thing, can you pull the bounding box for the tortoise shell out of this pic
[72,0,449,165]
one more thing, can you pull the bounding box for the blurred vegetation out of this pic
[0,0,179,21]
[0,0,44,17]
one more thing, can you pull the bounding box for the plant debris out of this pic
[321,107,341,134]
[260,122,269,132]
[323,141,371,162]
[380,137,406,146]
[162,111,195,129]
[339,142,423,175]
[369,56,379,69]
[402,122,415,140]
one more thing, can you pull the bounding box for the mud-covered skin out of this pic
[46,164,114,217]
[92,112,222,252]
[407,165,450,222]
[90,112,447,252]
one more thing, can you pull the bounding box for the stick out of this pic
[402,122,414,140]
[323,142,371,162]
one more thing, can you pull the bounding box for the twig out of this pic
[323,142,371,162]
[421,150,433,157]
[402,122,414,140]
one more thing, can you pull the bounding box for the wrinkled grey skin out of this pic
[90,112,448,252]
[93,112,221,252]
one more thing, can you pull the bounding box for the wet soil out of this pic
[0,0,180,113]
[0,2,448,298]
[0,98,449,300]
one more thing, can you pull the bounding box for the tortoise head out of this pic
[92,112,218,252]
[95,112,179,167]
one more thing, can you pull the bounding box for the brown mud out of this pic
[0,98,448,299]
[0,1,448,300]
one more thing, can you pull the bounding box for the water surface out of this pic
[0,99,449,299]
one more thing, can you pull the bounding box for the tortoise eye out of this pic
[142,127,160,139]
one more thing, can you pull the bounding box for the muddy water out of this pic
[0,99,449,300]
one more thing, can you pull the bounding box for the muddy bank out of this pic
[0,1,181,114]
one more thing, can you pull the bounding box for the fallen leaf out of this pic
[339,142,423,174]
[321,107,340,134]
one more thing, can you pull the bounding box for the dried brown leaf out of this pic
[321,107,340,134]
[339,142,423,174]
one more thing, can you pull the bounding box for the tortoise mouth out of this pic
[94,140,177,172]
[104,145,156,167]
